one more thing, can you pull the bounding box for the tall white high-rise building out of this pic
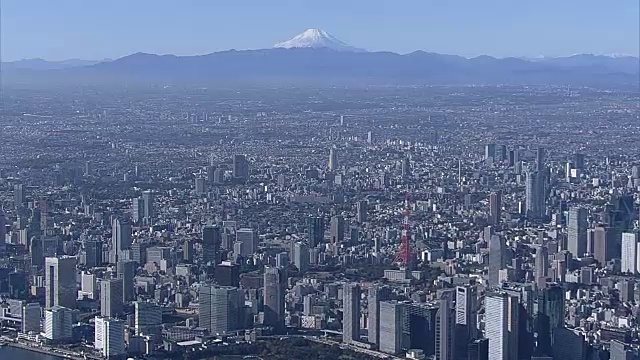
[485,293,519,360]
[455,285,478,340]
[263,267,285,330]
[45,256,77,309]
[95,316,126,358]
[621,232,640,274]
[328,147,338,171]
[567,207,588,258]
[379,301,404,355]
[435,299,455,360]
[44,306,73,341]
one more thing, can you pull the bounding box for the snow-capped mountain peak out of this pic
[274,29,366,52]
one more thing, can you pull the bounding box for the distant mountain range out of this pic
[2,29,638,86]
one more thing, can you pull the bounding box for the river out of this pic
[0,345,64,360]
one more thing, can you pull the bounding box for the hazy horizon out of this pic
[1,0,638,62]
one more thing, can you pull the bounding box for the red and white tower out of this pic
[393,193,413,268]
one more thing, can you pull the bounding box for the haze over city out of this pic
[0,2,639,360]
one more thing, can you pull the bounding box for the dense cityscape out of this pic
[0,82,637,360]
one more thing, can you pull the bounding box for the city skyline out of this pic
[0,0,638,61]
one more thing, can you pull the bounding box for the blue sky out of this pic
[1,0,638,61]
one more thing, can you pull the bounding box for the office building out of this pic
[435,299,455,360]
[292,241,309,274]
[44,306,73,342]
[485,143,496,164]
[526,171,544,220]
[356,200,367,223]
[84,240,103,268]
[101,278,124,318]
[330,215,345,245]
[263,267,286,331]
[536,147,545,172]
[306,216,325,248]
[401,156,411,177]
[195,177,205,195]
[215,261,240,287]
[368,285,391,346]
[343,283,361,344]
[236,228,257,257]
[232,154,250,181]
[95,316,126,358]
[535,245,549,289]
[117,260,136,302]
[468,338,489,360]
[22,303,42,333]
[110,217,132,264]
[199,285,240,334]
[485,293,519,360]
[14,183,24,208]
[80,272,97,299]
[379,301,404,355]
[489,191,501,225]
[593,226,615,264]
[202,225,221,265]
[131,197,144,224]
[536,285,565,356]
[455,285,478,349]
[45,256,77,309]
[183,239,193,262]
[621,232,640,274]
[0,211,6,255]
[328,147,337,171]
[488,235,506,287]
[142,190,154,224]
[135,301,162,336]
[567,207,588,258]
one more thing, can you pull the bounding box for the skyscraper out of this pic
[455,285,478,352]
[117,260,136,302]
[488,235,506,287]
[202,225,221,265]
[342,283,361,344]
[236,228,257,257]
[368,285,391,346]
[356,200,367,223]
[567,207,588,258]
[293,241,309,274]
[593,226,615,264]
[401,156,411,177]
[536,285,565,356]
[195,177,206,195]
[101,278,124,318]
[330,215,345,245]
[621,232,640,274]
[134,301,162,336]
[379,301,404,355]
[535,245,550,289]
[526,171,544,220]
[45,256,77,309]
[142,190,154,225]
[14,184,24,209]
[263,267,286,331]
[536,147,546,172]
[485,143,496,165]
[485,293,519,360]
[232,154,250,181]
[306,216,325,248]
[22,303,42,333]
[199,285,240,334]
[131,197,144,224]
[489,191,502,225]
[110,218,132,264]
[0,210,6,255]
[435,299,455,360]
[95,317,126,358]
[328,147,337,171]
[44,306,73,341]
[84,240,103,268]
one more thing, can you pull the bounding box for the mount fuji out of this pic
[274,29,366,52]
